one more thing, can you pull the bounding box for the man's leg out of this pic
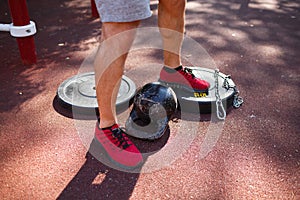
[158,0,210,93]
[158,0,186,68]
[94,21,140,129]
[92,0,151,169]
[93,21,145,169]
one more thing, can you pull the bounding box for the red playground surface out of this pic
[0,0,299,199]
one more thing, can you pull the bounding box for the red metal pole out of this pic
[91,0,99,18]
[8,0,37,65]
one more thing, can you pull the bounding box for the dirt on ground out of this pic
[0,0,299,199]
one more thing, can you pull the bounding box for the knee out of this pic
[101,21,141,39]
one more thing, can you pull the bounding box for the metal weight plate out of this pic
[162,67,236,114]
[57,72,136,112]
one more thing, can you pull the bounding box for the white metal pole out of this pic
[0,23,11,32]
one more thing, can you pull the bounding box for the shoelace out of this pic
[111,128,131,149]
[181,67,196,79]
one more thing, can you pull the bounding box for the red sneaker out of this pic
[159,66,210,94]
[94,123,143,169]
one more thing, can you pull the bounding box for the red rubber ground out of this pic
[0,0,299,199]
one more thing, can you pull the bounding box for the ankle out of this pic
[163,65,183,73]
[98,122,117,129]
[100,124,116,130]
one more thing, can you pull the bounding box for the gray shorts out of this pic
[95,0,152,22]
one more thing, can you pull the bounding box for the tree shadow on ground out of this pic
[57,151,141,200]
[184,0,300,174]
[0,0,101,113]
[57,126,171,199]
